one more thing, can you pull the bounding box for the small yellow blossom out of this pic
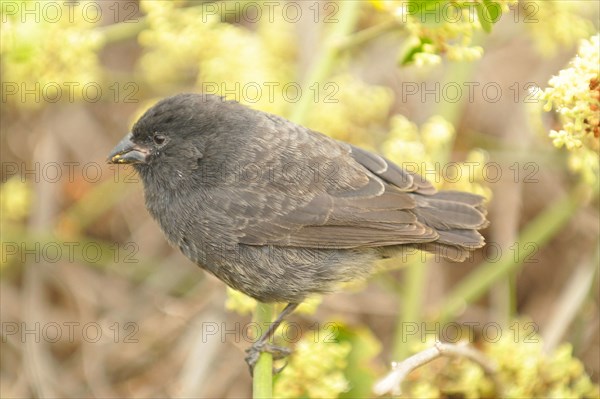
[400,324,599,398]
[539,34,600,186]
[1,177,31,221]
[274,326,351,398]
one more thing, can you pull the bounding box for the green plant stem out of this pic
[337,19,400,51]
[393,259,427,360]
[253,302,275,399]
[288,0,362,125]
[251,2,362,393]
[436,60,478,126]
[542,244,599,353]
[437,186,589,322]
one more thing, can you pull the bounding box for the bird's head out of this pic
[107,93,245,187]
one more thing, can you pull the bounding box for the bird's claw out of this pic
[245,342,292,375]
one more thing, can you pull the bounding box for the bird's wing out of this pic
[231,132,441,249]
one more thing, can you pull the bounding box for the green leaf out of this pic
[400,43,424,65]
[478,0,502,33]
[408,0,445,26]
[338,325,381,399]
[476,2,493,33]
[484,0,502,22]
[399,37,433,66]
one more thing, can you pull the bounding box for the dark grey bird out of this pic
[108,93,488,371]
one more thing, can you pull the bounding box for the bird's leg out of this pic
[245,302,300,375]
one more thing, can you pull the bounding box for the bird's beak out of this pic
[107,132,149,164]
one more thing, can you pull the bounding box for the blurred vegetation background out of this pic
[1,1,599,398]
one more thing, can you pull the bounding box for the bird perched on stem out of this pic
[108,93,488,372]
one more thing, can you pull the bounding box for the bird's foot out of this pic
[245,342,292,375]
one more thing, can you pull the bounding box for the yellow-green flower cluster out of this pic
[371,0,516,66]
[1,0,102,107]
[305,74,394,148]
[485,323,599,398]
[139,1,296,115]
[526,1,596,56]
[401,328,599,398]
[274,326,352,398]
[400,9,484,67]
[197,16,296,116]
[539,34,599,186]
[138,1,207,89]
[382,115,491,198]
[0,177,31,222]
[383,115,452,167]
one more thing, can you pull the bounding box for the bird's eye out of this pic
[153,133,166,145]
